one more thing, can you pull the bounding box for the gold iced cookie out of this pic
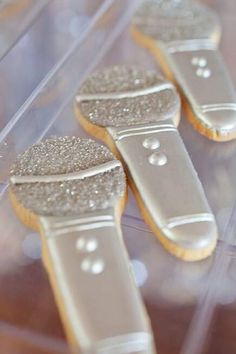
[132,0,236,141]
[75,65,218,261]
[9,136,155,354]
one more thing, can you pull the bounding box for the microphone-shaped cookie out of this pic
[9,137,156,354]
[132,0,236,141]
[75,66,218,261]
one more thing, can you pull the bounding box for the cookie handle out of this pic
[39,209,155,354]
[162,45,236,140]
[108,121,217,261]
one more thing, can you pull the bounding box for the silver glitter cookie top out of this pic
[78,66,180,127]
[133,0,220,42]
[10,137,126,217]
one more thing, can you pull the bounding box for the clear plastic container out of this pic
[0,1,236,353]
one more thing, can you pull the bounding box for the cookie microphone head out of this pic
[132,0,236,142]
[10,136,156,354]
[76,65,218,261]
[76,65,180,129]
[10,136,126,223]
[132,0,220,45]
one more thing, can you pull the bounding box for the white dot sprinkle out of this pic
[143,137,160,150]
[81,258,105,274]
[76,237,98,253]
[149,152,167,166]
[196,68,211,78]
[191,57,207,67]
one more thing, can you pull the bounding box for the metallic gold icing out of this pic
[9,138,155,352]
[76,65,218,260]
[132,1,236,141]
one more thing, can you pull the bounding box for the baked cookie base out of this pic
[75,104,217,261]
[9,180,128,352]
[131,25,235,142]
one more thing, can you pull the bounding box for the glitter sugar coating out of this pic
[11,136,114,176]
[133,0,220,42]
[79,66,165,94]
[10,137,126,217]
[78,66,180,127]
